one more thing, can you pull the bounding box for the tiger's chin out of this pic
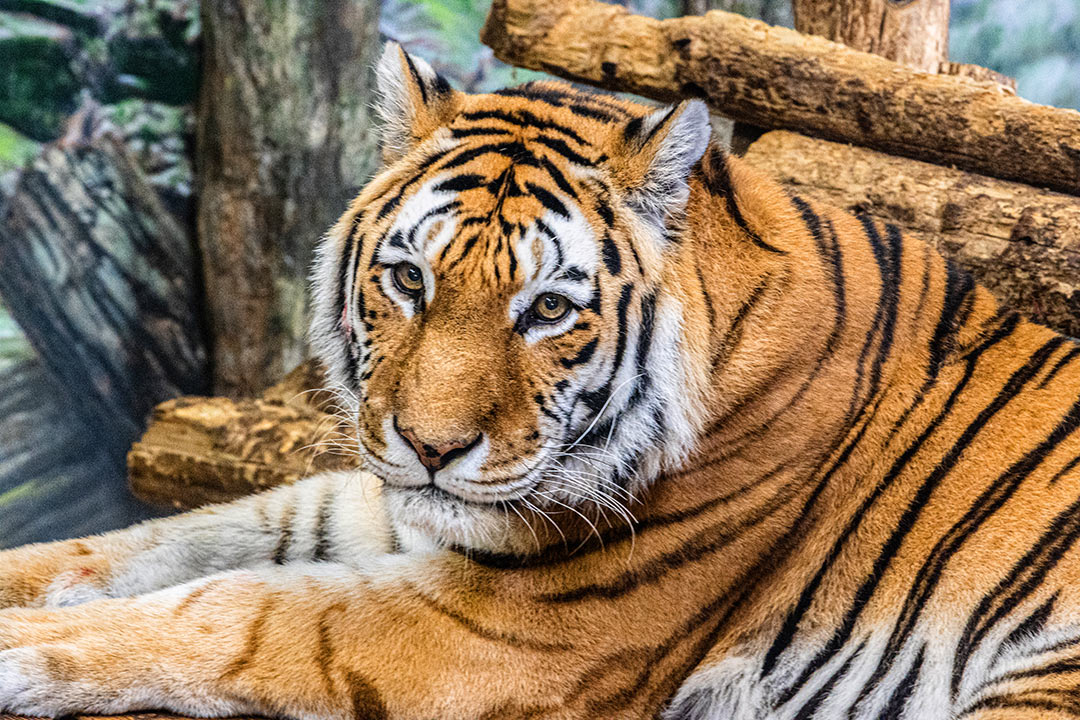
[383,483,545,556]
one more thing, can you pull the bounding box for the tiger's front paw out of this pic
[0,646,89,716]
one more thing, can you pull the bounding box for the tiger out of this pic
[1,40,1080,720]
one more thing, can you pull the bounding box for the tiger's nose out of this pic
[394,419,481,475]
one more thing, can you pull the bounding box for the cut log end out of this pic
[128,360,358,509]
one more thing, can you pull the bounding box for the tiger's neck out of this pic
[638,149,1007,556]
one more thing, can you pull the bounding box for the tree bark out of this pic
[480,0,1080,195]
[793,0,948,72]
[196,0,382,398]
[743,131,1080,338]
[128,360,351,509]
[0,133,208,470]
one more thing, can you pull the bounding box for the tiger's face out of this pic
[311,44,713,553]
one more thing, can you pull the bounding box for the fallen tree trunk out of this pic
[743,131,1080,338]
[0,133,208,471]
[480,0,1080,195]
[128,360,352,509]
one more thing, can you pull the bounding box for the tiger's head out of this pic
[311,44,718,554]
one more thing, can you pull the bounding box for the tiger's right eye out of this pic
[393,263,424,296]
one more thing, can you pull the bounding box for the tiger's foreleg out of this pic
[0,470,394,611]
[0,560,524,719]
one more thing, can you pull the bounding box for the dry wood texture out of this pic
[793,0,949,72]
[128,360,354,509]
[744,131,1080,338]
[0,133,208,470]
[480,0,1080,195]
[197,0,381,397]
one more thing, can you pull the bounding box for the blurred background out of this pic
[0,0,1077,549]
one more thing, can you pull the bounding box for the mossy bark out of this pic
[0,133,208,470]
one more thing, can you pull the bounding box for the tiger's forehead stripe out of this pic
[357,124,621,290]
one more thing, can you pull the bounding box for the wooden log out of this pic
[128,360,355,509]
[793,0,948,73]
[480,0,1080,196]
[0,132,208,471]
[196,0,382,398]
[743,131,1080,338]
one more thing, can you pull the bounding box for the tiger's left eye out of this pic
[532,293,572,323]
[393,262,424,296]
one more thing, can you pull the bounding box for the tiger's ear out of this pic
[375,42,463,165]
[609,100,711,233]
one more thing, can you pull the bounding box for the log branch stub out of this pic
[743,131,1080,338]
[793,0,949,73]
[480,0,1080,195]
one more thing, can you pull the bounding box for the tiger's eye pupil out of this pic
[394,263,424,294]
[533,293,570,323]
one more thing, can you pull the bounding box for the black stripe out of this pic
[880,646,924,720]
[541,465,800,603]
[762,314,1020,680]
[337,220,362,344]
[312,491,334,562]
[953,408,1080,694]
[710,277,769,371]
[845,215,896,422]
[433,174,488,193]
[595,199,615,228]
[376,147,453,220]
[446,232,482,271]
[493,84,622,122]
[533,134,596,166]
[561,338,598,369]
[929,259,976,377]
[402,52,428,104]
[526,182,569,218]
[791,644,861,719]
[864,217,904,411]
[1050,454,1080,484]
[636,292,657,372]
[791,197,846,356]
[1001,591,1058,655]
[441,141,540,171]
[539,156,578,199]
[459,108,590,145]
[273,503,296,565]
[855,339,1070,705]
[403,200,460,249]
[777,330,1060,703]
[1040,344,1080,389]
[450,126,514,138]
[696,263,715,328]
[601,232,622,275]
[704,146,786,255]
[579,283,634,415]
